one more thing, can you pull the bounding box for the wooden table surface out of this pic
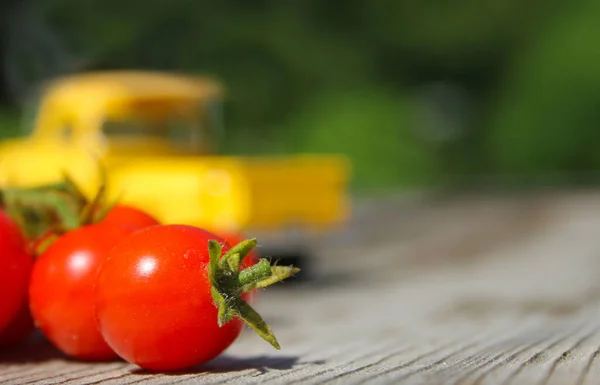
[3,190,600,384]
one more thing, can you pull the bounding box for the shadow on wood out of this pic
[130,354,324,375]
[0,333,70,363]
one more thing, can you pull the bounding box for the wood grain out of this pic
[3,189,600,384]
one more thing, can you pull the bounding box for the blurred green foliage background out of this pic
[1,0,599,191]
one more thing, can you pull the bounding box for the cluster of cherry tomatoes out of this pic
[0,186,298,372]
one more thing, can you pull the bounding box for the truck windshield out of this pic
[102,116,205,152]
[99,99,221,154]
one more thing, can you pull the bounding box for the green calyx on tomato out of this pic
[0,186,81,240]
[0,166,157,257]
[0,174,95,241]
[0,166,112,239]
[208,238,299,350]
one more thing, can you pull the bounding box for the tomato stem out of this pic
[1,188,81,239]
[0,166,113,240]
[238,259,271,286]
[220,238,257,267]
[242,265,300,291]
[78,182,107,225]
[207,238,299,350]
[208,239,222,274]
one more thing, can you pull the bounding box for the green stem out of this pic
[227,253,241,272]
[0,167,112,241]
[58,172,89,207]
[238,259,272,286]
[242,265,300,292]
[3,190,80,227]
[208,240,222,274]
[1,188,82,239]
[93,196,121,222]
[207,238,299,350]
[233,299,280,349]
[220,238,257,267]
[78,181,106,225]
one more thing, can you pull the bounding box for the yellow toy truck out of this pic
[0,71,351,250]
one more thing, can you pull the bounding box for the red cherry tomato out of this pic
[0,210,33,333]
[100,205,160,229]
[95,225,256,371]
[29,223,137,360]
[0,296,35,349]
[0,210,28,250]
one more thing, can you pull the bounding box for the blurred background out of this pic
[0,0,599,194]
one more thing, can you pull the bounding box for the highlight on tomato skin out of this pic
[28,223,139,361]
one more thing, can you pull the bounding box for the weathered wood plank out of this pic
[3,190,600,384]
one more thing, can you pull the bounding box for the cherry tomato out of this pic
[0,210,33,333]
[100,205,160,229]
[29,223,137,360]
[95,225,259,371]
[0,210,28,250]
[0,296,35,349]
